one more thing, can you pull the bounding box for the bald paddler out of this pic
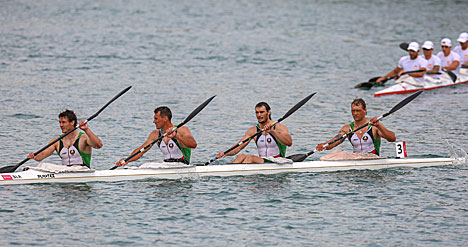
[216,102,292,164]
[316,99,396,156]
[115,106,197,167]
[377,41,427,87]
[27,109,103,168]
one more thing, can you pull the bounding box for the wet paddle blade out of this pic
[445,70,457,82]
[399,42,409,51]
[88,86,132,121]
[286,154,307,162]
[178,95,216,128]
[355,77,379,89]
[277,92,316,122]
[0,165,17,173]
[385,90,423,117]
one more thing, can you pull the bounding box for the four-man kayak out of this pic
[0,158,452,185]
[374,71,468,97]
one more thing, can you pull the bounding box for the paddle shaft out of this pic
[381,69,425,83]
[110,95,216,170]
[203,92,316,166]
[0,86,132,174]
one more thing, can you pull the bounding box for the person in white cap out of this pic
[454,32,468,66]
[437,38,460,79]
[377,41,427,87]
[420,40,442,82]
[453,32,468,78]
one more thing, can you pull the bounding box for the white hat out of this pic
[457,32,468,43]
[422,41,434,50]
[441,38,452,47]
[407,42,419,51]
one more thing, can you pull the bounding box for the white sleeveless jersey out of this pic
[437,51,461,77]
[397,55,427,83]
[60,145,84,166]
[453,46,468,65]
[256,134,281,158]
[420,54,441,79]
[349,132,375,154]
[158,139,184,160]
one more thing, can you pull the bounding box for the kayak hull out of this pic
[374,71,468,97]
[0,158,452,185]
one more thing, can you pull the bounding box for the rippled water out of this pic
[1,0,468,246]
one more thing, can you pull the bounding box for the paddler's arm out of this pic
[426,65,440,74]
[27,138,58,161]
[370,117,396,142]
[116,130,158,167]
[442,60,459,71]
[266,122,292,147]
[406,67,426,78]
[79,120,103,149]
[377,66,401,84]
[216,126,256,158]
[316,125,348,151]
[166,126,197,148]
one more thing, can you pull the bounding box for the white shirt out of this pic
[398,55,428,83]
[453,45,468,65]
[437,51,461,77]
[420,54,441,79]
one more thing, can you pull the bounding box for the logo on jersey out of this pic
[363,136,369,141]
[267,138,272,143]
[70,149,75,155]
[169,143,174,148]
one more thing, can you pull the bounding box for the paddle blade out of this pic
[399,42,409,51]
[277,92,316,122]
[178,95,216,128]
[445,70,457,82]
[286,154,307,162]
[88,86,132,121]
[355,76,380,89]
[385,90,423,117]
[0,165,18,173]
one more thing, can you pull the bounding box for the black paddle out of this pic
[399,42,409,51]
[355,70,425,89]
[0,86,132,174]
[110,95,216,170]
[287,90,423,162]
[354,77,380,89]
[200,92,316,166]
[399,42,457,82]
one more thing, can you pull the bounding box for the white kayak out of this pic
[0,158,452,185]
[374,70,468,97]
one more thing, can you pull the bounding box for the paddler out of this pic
[27,109,103,168]
[115,106,197,166]
[437,38,460,79]
[420,41,442,82]
[216,102,292,163]
[454,32,468,75]
[315,98,395,156]
[377,41,427,87]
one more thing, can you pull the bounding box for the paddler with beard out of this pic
[27,109,103,168]
[216,102,292,163]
